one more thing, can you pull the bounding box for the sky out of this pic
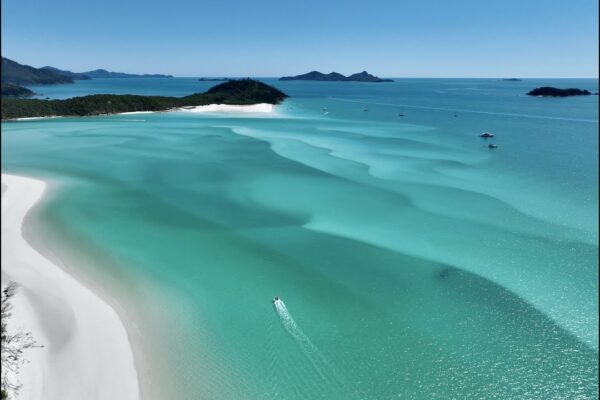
[1,0,598,77]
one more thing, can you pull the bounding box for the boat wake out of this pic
[273,298,347,391]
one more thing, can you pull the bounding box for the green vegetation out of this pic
[0,84,34,98]
[1,79,288,120]
[1,283,38,399]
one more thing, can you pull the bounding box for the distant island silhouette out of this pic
[527,87,593,97]
[280,70,393,82]
[1,57,173,98]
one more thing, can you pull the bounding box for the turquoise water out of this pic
[2,78,598,399]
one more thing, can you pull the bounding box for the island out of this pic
[81,69,173,79]
[502,78,522,81]
[1,79,288,120]
[280,70,393,82]
[526,87,592,97]
[198,78,230,82]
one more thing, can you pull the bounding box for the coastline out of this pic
[1,173,140,400]
[177,103,274,113]
[6,102,275,121]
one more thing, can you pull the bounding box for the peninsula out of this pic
[527,87,593,97]
[280,70,393,82]
[1,79,287,120]
[0,83,34,97]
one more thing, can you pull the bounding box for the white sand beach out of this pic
[8,104,274,121]
[12,116,62,121]
[1,174,139,400]
[178,103,274,113]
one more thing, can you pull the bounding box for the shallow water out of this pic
[2,78,598,399]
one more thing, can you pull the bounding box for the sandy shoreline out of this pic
[178,103,274,113]
[1,174,139,400]
[7,103,274,121]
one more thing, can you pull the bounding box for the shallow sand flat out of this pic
[1,174,139,400]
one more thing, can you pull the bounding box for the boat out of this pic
[479,132,495,138]
[398,112,404,117]
[273,296,280,303]
[488,144,498,149]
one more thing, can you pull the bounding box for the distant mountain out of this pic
[280,70,393,82]
[1,57,174,98]
[82,69,173,78]
[41,66,91,80]
[280,71,347,81]
[1,57,74,85]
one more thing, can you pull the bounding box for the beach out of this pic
[1,174,139,400]
[178,103,274,113]
[7,103,275,121]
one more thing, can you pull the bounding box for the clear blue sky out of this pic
[2,0,598,77]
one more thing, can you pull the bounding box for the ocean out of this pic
[2,77,598,399]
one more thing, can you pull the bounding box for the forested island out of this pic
[1,79,288,120]
[280,70,393,82]
[527,87,593,97]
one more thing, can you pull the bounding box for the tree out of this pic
[1,283,38,399]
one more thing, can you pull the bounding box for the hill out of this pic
[1,57,74,85]
[280,70,393,82]
[1,83,34,97]
[41,66,91,80]
[1,79,288,120]
[82,69,173,78]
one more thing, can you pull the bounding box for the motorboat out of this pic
[488,144,498,149]
[480,132,495,138]
[273,296,280,303]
